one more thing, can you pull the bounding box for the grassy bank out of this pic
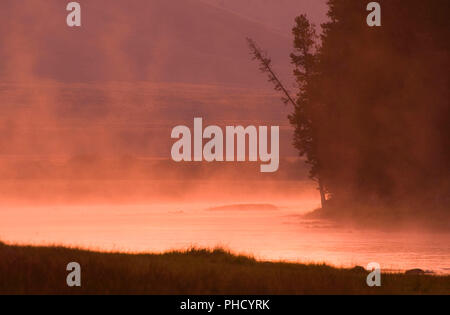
[0,242,448,294]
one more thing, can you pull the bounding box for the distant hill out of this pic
[202,0,328,33]
[0,0,293,87]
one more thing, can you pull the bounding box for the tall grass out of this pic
[0,242,448,294]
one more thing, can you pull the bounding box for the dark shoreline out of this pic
[1,242,449,295]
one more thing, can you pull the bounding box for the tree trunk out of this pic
[318,179,327,209]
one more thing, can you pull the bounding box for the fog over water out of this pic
[1,200,449,274]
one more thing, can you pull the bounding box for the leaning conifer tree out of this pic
[247,14,327,207]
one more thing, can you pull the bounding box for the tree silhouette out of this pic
[249,1,449,225]
[247,15,328,207]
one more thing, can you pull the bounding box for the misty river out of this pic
[1,202,449,274]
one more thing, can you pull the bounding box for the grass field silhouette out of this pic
[1,241,448,294]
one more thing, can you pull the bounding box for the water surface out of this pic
[1,203,449,274]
